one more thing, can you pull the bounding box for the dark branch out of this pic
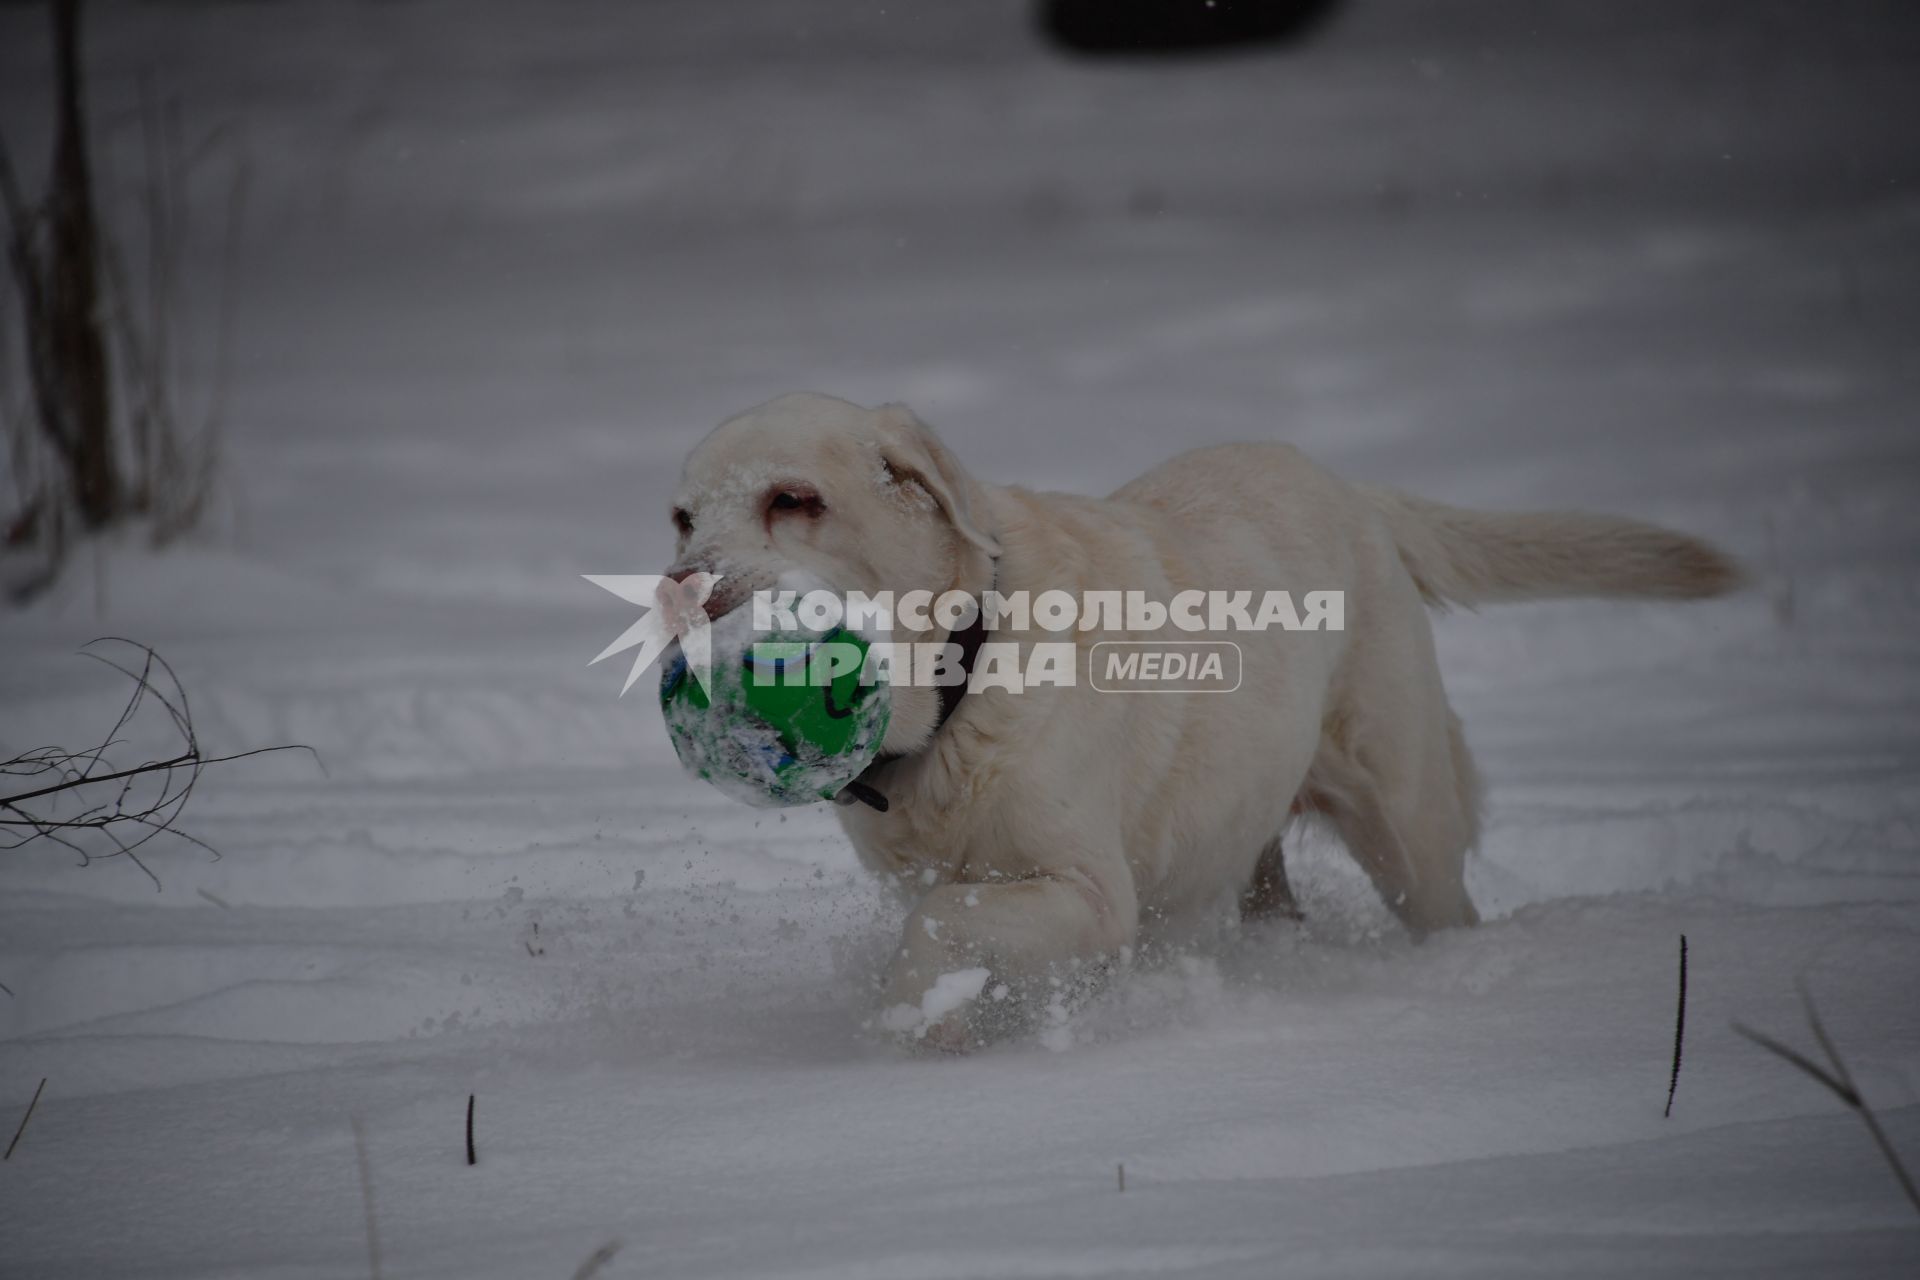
[0,638,316,887]
[1734,983,1920,1216]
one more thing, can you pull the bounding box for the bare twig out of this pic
[2,749,194,805]
[5,1077,47,1160]
[0,638,317,888]
[351,1115,383,1280]
[1733,981,1920,1216]
[466,1093,476,1167]
[1665,934,1687,1117]
[571,1241,623,1280]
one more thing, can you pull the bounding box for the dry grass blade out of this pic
[351,1115,383,1280]
[1664,934,1686,1117]
[4,1076,47,1160]
[1733,983,1920,1217]
[570,1240,622,1280]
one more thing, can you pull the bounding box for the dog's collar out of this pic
[835,580,993,814]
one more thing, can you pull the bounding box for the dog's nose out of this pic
[663,564,740,621]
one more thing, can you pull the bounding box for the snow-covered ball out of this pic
[658,612,891,808]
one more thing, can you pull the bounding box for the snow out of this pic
[881,965,992,1038]
[2,0,1919,1275]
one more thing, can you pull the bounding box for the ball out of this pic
[659,615,891,808]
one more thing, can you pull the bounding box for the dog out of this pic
[665,392,1741,1048]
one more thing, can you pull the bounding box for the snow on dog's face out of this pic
[665,393,1000,636]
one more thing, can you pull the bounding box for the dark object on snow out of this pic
[1665,934,1687,1117]
[571,1241,623,1280]
[4,1077,46,1161]
[1037,0,1342,56]
[466,1093,476,1166]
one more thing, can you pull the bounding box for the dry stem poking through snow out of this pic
[1734,983,1920,1217]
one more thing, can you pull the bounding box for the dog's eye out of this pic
[769,491,824,516]
[672,508,694,535]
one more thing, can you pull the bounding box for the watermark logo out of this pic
[583,572,722,695]
[1090,641,1242,693]
[586,584,1339,697]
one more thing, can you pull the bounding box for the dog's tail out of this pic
[1363,489,1744,608]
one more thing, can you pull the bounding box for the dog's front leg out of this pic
[878,860,1136,1050]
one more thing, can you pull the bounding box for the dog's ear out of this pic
[874,404,1001,559]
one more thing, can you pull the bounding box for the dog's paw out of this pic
[877,966,993,1050]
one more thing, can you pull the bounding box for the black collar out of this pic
[836,592,992,814]
[933,603,991,737]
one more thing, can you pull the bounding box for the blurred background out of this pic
[2,4,1919,1275]
[4,0,1916,601]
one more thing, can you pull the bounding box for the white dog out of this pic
[666,392,1740,1048]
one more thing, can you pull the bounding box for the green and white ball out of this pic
[659,615,891,808]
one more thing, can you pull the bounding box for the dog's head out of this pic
[666,393,1000,627]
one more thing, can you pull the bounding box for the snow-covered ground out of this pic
[3,1,1918,1274]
